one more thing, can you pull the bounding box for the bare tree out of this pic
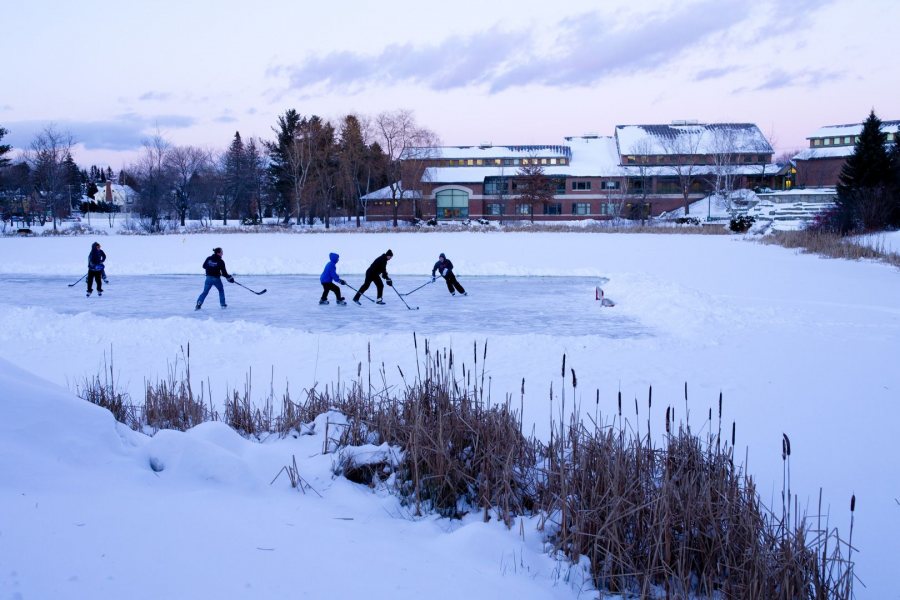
[709,126,740,215]
[128,131,172,229]
[25,124,75,230]
[374,109,439,226]
[165,145,211,225]
[661,126,704,215]
[630,139,655,224]
[516,156,556,222]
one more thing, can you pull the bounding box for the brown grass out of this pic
[762,229,900,267]
[77,340,855,598]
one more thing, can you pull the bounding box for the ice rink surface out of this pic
[0,274,643,338]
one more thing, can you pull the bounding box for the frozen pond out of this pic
[0,274,649,338]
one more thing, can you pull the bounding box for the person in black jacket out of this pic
[431,252,467,296]
[86,241,106,297]
[195,247,234,310]
[353,249,393,305]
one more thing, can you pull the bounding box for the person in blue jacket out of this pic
[431,253,467,296]
[319,252,347,305]
[195,247,234,310]
[86,241,106,297]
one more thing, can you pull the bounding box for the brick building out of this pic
[363,122,776,222]
[793,120,899,188]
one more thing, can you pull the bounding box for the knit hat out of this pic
[386,249,393,257]
[439,252,445,259]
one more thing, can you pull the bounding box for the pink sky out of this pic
[2,0,898,168]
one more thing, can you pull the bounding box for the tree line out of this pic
[0,109,437,230]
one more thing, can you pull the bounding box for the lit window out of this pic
[550,158,557,165]
[626,155,636,164]
[813,139,821,146]
[435,189,470,220]
[540,158,548,165]
[467,159,474,165]
[476,159,483,166]
[521,159,529,165]
[494,159,502,165]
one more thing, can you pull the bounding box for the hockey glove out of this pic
[431,276,436,282]
[227,276,235,283]
[339,279,346,285]
[385,278,393,286]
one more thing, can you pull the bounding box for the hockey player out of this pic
[431,252,467,296]
[319,252,347,305]
[353,249,393,305]
[86,241,106,297]
[195,247,234,310]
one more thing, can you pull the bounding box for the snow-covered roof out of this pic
[793,147,856,160]
[360,184,422,201]
[564,136,626,176]
[404,145,571,160]
[808,120,900,139]
[615,123,772,156]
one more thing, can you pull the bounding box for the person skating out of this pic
[353,249,393,305]
[86,241,106,297]
[319,252,347,305]
[431,252,467,296]
[195,247,234,310]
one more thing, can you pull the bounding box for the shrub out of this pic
[729,214,755,232]
[675,217,700,226]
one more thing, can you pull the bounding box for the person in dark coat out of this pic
[319,252,347,305]
[195,247,234,310]
[86,241,106,297]
[353,249,393,305]
[431,252,467,296]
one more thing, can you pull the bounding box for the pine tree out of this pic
[835,110,894,232]
[222,131,249,224]
[0,126,11,169]
[265,109,303,223]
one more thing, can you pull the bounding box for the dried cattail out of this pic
[782,433,791,457]
[718,392,722,418]
[561,353,566,378]
[648,385,652,409]
[666,406,671,433]
[570,368,577,389]
[850,494,856,512]
[618,390,622,416]
[731,421,736,446]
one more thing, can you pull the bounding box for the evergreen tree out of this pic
[0,126,11,169]
[835,110,894,232]
[265,109,303,223]
[62,151,83,211]
[222,131,249,224]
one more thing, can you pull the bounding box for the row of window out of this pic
[812,133,898,147]
[624,154,764,164]
[481,202,619,217]
[444,157,569,167]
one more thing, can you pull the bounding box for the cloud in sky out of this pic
[270,0,840,96]
[138,91,172,102]
[3,114,196,152]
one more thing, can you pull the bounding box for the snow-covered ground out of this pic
[854,230,900,255]
[1,230,899,599]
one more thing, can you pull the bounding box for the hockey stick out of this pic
[390,282,419,310]
[232,280,267,295]
[400,278,436,297]
[343,282,376,303]
[67,273,88,287]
